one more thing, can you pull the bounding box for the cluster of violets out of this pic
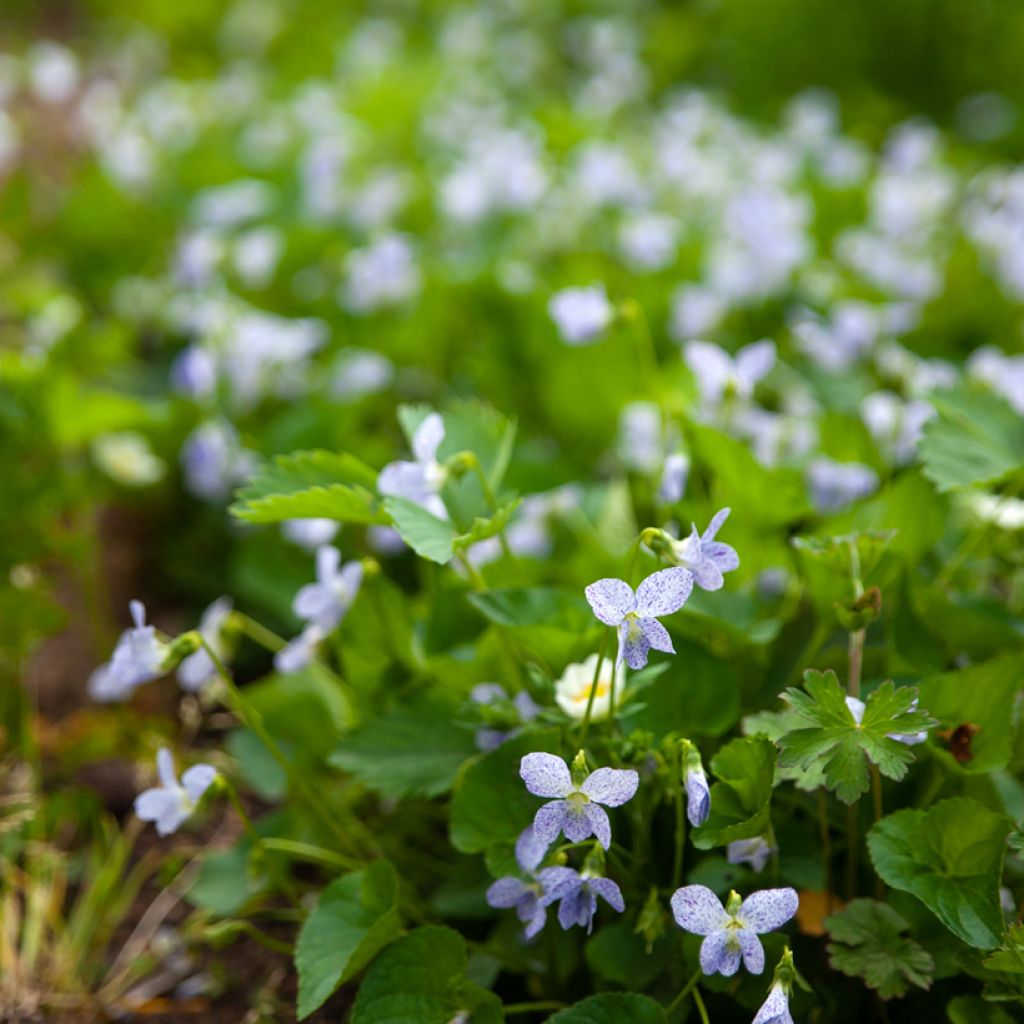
[485,750,798,1021]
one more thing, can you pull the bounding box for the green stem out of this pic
[847,628,865,699]
[620,298,660,400]
[692,985,710,1024]
[457,552,489,592]
[578,631,610,747]
[665,966,704,1016]
[235,613,286,653]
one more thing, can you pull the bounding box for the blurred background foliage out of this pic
[6,0,1024,154]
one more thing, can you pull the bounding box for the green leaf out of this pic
[467,587,591,629]
[231,450,384,524]
[919,386,1024,492]
[916,654,1024,774]
[689,422,812,526]
[295,861,402,1019]
[984,923,1024,975]
[351,926,502,1024]
[778,670,935,804]
[547,993,667,1024]
[187,846,256,916]
[453,498,522,551]
[946,995,1019,1024]
[328,697,478,799]
[867,797,1011,949]
[584,923,674,989]
[825,898,934,998]
[692,737,776,849]
[384,496,455,563]
[450,729,562,854]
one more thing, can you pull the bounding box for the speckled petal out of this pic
[639,617,675,655]
[753,984,793,1024]
[581,803,611,849]
[740,888,799,933]
[584,578,635,626]
[520,753,573,798]
[635,567,694,617]
[531,801,570,846]
[580,767,639,807]
[700,930,741,976]
[588,877,625,913]
[515,826,549,873]
[486,877,528,909]
[670,885,729,935]
[738,929,766,974]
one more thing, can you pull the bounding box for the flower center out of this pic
[623,612,644,643]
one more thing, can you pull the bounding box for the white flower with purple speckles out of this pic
[671,507,740,591]
[520,752,638,850]
[727,836,777,874]
[292,545,363,632]
[378,413,448,521]
[134,748,217,837]
[88,600,169,702]
[845,695,928,746]
[753,982,794,1024]
[537,866,624,933]
[585,568,694,669]
[485,827,550,939]
[670,885,798,976]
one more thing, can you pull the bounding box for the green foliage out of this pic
[692,736,776,849]
[547,993,668,1023]
[350,926,503,1024]
[826,898,934,998]
[915,655,1024,774]
[328,698,478,800]
[919,387,1024,492]
[778,670,935,804]
[231,450,384,524]
[867,798,1011,949]
[294,861,402,1019]
[450,729,562,854]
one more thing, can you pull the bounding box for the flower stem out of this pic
[665,966,704,1016]
[235,612,286,653]
[847,628,865,699]
[692,985,710,1024]
[259,837,359,871]
[578,631,610,747]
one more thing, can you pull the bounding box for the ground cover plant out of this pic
[4,1,1024,1022]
